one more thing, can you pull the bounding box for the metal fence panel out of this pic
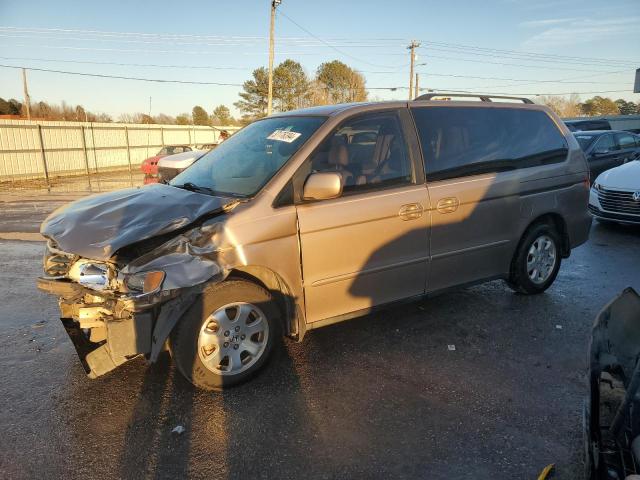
[0,119,239,193]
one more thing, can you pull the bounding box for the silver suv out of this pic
[38,94,592,390]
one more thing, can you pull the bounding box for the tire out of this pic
[507,222,562,295]
[170,280,281,390]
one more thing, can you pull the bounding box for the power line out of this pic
[0,26,406,44]
[6,42,349,57]
[3,26,638,67]
[418,40,639,67]
[0,56,251,70]
[0,64,243,86]
[420,45,637,68]
[2,63,633,96]
[8,43,619,74]
[2,55,629,88]
[408,70,631,85]
[275,9,404,69]
[3,26,638,68]
[424,53,631,73]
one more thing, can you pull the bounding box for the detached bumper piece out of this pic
[38,276,154,378]
[61,312,153,379]
[586,287,640,480]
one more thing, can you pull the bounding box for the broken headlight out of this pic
[124,271,165,295]
[68,260,110,290]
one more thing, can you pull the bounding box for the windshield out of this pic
[574,134,597,151]
[170,116,326,197]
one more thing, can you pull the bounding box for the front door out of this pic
[295,111,429,323]
[589,133,622,179]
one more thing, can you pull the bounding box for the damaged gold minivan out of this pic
[38,94,592,390]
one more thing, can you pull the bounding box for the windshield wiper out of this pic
[173,182,218,196]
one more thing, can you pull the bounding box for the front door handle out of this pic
[436,197,459,214]
[398,203,423,221]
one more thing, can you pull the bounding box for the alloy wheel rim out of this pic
[526,235,557,285]
[197,302,269,376]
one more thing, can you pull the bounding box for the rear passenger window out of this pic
[411,107,568,181]
[616,133,636,150]
[303,112,414,195]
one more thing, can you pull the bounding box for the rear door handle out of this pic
[436,197,459,214]
[398,203,423,221]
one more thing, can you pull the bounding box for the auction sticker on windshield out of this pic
[267,130,302,143]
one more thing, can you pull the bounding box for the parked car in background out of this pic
[140,145,193,175]
[565,119,612,132]
[573,130,640,181]
[157,150,207,182]
[195,143,218,150]
[38,94,591,390]
[564,114,640,134]
[589,158,640,225]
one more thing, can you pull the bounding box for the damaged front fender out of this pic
[119,220,239,293]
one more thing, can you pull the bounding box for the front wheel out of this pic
[170,280,281,390]
[508,223,562,295]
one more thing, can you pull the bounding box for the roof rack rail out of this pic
[414,93,534,104]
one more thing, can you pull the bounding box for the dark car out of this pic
[565,119,612,132]
[573,130,640,181]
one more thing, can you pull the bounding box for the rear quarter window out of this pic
[410,106,568,181]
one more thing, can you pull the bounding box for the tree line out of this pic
[0,97,113,122]
[0,97,239,126]
[536,94,640,117]
[233,59,367,121]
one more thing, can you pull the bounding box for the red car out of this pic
[140,145,192,175]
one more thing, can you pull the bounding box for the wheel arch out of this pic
[520,212,570,258]
[227,266,303,340]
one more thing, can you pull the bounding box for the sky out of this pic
[0,0,638,119]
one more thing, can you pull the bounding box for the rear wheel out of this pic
[170,280,281,390]
[508,222,562,295]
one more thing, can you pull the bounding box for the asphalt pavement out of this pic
[0,200,639,479]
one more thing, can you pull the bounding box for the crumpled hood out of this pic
[41,183,233,260]
[596,160,640,190]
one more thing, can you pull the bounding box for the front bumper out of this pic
[37,277,156,378]
[588,204,640,225]
[589,188,640,225]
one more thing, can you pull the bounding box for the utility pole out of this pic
[415,73,420,99]
[267,0,282,116]
[22,68,31,120]
[407,40,421,100]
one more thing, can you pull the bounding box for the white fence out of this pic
[0,119,240,182]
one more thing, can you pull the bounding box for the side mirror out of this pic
[594,149,609,156]
[303,172,343,201]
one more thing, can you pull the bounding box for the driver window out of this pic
[594,135,616,153]
[304,113,414,195]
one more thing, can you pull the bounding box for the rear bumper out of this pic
[567,208,593,250]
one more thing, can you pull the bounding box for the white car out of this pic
[157,150,207,182]
[589,159,640,224]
